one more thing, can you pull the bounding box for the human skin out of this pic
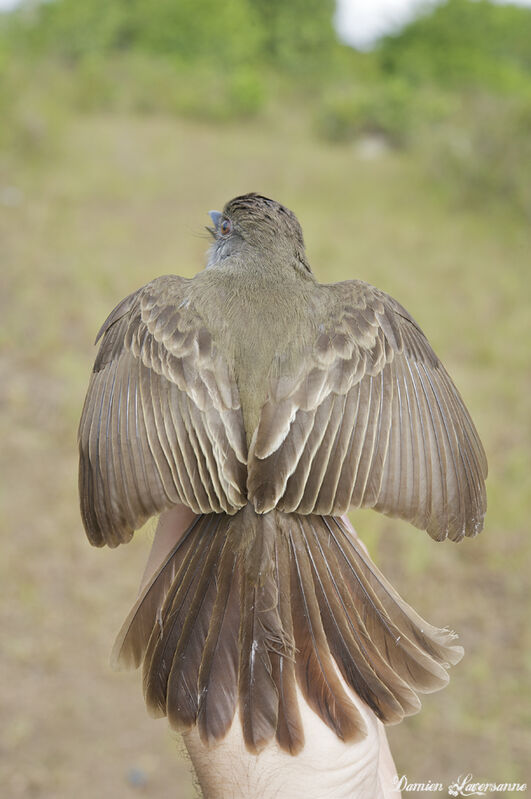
[139,505,401,799]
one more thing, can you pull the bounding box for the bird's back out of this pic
[188,261,324,443]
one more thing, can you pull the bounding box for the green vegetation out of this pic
[0,0,337,132]
[378,0,531,93]
[2,0,531,218]
[1,1,529,795]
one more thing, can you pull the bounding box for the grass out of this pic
[1,110,529,796]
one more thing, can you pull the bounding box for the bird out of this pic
[78,192,487,755]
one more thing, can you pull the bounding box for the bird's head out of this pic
[206,193,311,274]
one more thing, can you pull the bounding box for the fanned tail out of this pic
[112,507,463,753]
[293,515,463,723]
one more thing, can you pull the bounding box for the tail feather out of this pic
[300,517,422,718]
[289,524,367,742]
[111,516,201,670]
[238,508,290,753]
[324,517,463,690]
[142,515,222,718]
[113,507,464,753]
[197,540,240,745]
[165,534,222,731]
[298,516,415,722]
[270,532,304,754]
[238,577,280,751]
[331,517,463,665]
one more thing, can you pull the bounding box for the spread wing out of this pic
[78,276,247,548]
[248,280,487,542]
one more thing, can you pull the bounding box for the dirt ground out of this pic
[1,115,529,797]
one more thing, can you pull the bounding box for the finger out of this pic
[341,514,371,557]
[139,505,197,593]
[377,722,401,797]
[183,682,386,799]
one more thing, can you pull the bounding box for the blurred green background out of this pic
[1,0,529,796]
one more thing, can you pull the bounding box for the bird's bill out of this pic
[209,210,222,228]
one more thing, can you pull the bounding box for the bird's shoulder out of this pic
[92,274,214,371]
[313,278,438,369]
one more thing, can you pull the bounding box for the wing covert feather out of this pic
[79,276,247,546]
[248,280,487,541]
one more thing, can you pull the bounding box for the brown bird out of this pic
[78,193,487,755]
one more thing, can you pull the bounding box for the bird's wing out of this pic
[248,280,487,541]
[78,275,247,547]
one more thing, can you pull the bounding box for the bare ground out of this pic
[1,114,529,797]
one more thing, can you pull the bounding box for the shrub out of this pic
[378,0,531,97]
[316,79,455,147]
[425,93,531,220]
